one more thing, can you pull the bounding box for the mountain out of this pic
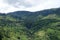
[0,8,60,40]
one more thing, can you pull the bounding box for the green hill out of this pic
[0,8,60,40]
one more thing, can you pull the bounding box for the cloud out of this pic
[4,0,41,7]
[0,0,60,13]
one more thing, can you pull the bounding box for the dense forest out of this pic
[0,8,60,40]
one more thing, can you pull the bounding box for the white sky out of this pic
[0,0,60,13]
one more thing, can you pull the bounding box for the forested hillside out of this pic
[0,8,60,40]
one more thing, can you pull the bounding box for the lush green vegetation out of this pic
[0,8,60,40]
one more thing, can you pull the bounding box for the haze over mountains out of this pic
[0,7,60,14]
[0,0,60,13]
